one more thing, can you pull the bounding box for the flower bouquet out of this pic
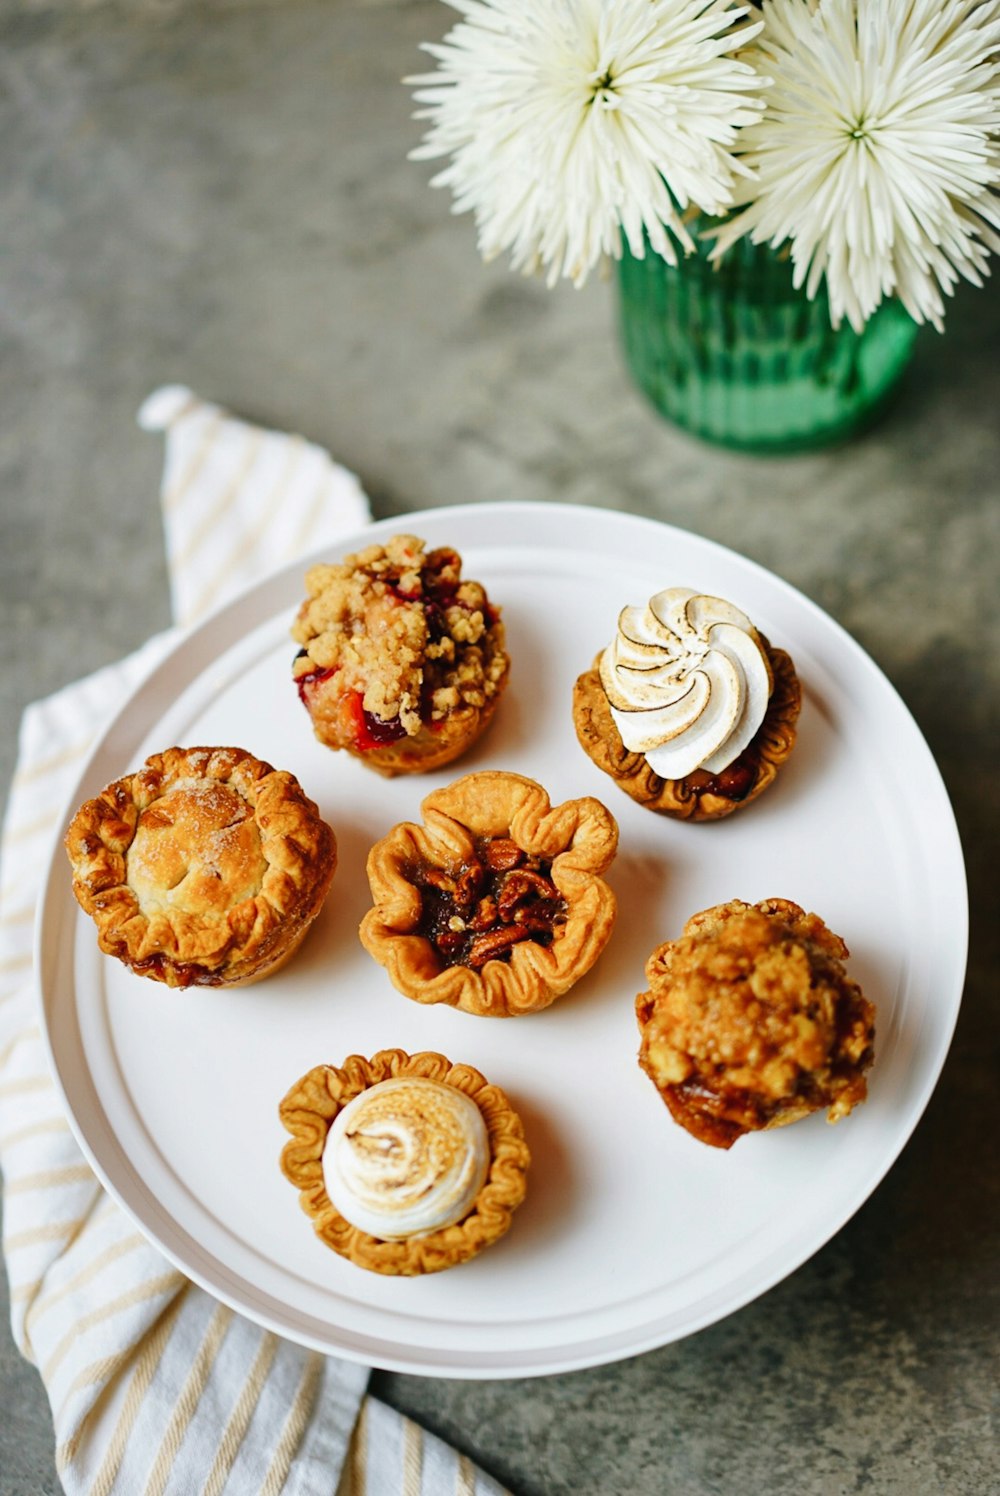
[407,0,1000,450]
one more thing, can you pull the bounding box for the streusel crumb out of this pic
[291,535,507,737]
[637,898,875,1149]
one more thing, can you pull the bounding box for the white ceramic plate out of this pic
[37,503,967,1378]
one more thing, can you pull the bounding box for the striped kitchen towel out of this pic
[0,388,510,1496]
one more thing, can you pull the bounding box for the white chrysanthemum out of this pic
[712,0,1000,332]
[407,0,765,287]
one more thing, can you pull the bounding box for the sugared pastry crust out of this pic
[360,771,618,1017]
[65,746,336,988]
[279,1049,529,1275]
[291,534,510,776]
[573,589,801,821]
[636,899,876,1149]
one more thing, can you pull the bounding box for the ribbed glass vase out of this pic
[616,236,919,452]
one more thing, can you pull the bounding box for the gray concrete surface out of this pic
[2,2,998,1493]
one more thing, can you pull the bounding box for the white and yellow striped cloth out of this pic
[0,388,510,1496]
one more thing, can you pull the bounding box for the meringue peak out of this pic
[600,588,772,780]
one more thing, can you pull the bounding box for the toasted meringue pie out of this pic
[573,587,801,820]
[360,771,618,1017]
[291,534,509,776]
[65,746,336,988]
[279,1050,529,1275]
[323,1078,490,1240]
[636,899,876,1149]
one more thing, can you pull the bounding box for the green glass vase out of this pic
[616,236,919,452]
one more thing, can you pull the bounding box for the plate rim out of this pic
[36,500,969,1378]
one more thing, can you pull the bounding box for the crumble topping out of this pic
[291,534,507,736]
[637,898,875,1147]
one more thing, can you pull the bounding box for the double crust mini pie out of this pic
[360,771,619,1017]
[279,1049,530,1275]
[573,587,801,821]
[636,899,876,1149]
[65,746,336,988]
[291,534,510,776]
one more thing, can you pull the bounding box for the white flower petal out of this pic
[712,0,1000,330]
[407,0,766,287]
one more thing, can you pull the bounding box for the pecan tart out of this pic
[636,899,876,1149]
[291,534,509,776]
[279,1049,529,1275]
[360,771,618,1016]
[573,587,801,821]
[65,746,336,988]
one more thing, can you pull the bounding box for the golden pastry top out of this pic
[65,746,336,986]
[125,777,268,918]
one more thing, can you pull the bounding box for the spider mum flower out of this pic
[712,0,1000,332]
[407,0,765,287]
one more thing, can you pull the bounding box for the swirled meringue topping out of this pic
[599,588,773,781]
[322,1077,490,1240]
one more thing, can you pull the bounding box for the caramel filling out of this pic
[413,836,568,969]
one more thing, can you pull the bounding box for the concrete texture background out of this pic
[1,2,998,1492]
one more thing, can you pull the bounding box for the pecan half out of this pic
[413,833,567,970]
[468,894,499,931]
[512,904,564,933]
[467,925,532,968]
[417,866,457,894]
[483,838,525,872]
[454,862,484,908]
[497,868,559,920]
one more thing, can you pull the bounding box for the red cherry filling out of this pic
[686,747,759,802]
[343,690,409,749]
[293,556,500,754]
[130,953,216,987]
[295,653,339,708]
[295,658,416,751]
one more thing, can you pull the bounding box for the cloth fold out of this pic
[0,389,510,1496]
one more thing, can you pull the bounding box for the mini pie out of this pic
[64,746,336,988]
[291,533,510,776]
[636,898,876,1149]
[279,1049,530,1275]
[573,587,801,821]
[360,771,618,1017]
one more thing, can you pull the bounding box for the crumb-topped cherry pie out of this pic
[291,534,509,776]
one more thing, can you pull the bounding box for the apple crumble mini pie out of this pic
[291,534,509,776]
[360,770,618,1016]
[65,746,336,988]
[279,1049,529,1275]
[636,898,876,1148]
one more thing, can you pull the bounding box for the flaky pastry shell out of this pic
[65,746,336,988]
[636,898,876,1149]
[360,771,618,1017]
[572,637,801,821]
[279,1049,530,1275]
